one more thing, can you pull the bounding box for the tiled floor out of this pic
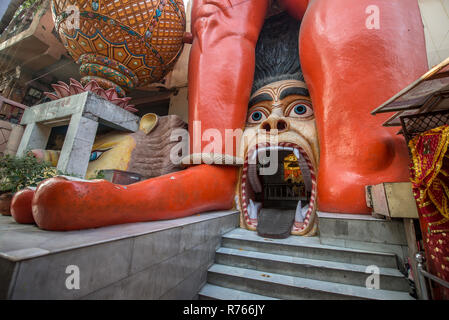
[1,210,239,299]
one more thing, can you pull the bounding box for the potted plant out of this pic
[0,154,60,215]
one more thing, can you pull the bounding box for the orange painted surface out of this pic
[299,0,428,213]
[14,0,430,230]
[11,188,35,224]
[188,0,269,156]
[32,165,237,230]
[279,0,309,21]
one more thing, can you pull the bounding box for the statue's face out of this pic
[86,132,136,179]
[237,80,319,236]
[31,132,137,179]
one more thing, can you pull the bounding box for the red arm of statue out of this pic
[279,0,309,21]
[299,0,428,214]
[32,165,237,230]
[188,0,268,157]
[20,0,268,231]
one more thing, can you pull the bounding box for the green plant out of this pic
[0,154,65,193]
[13,0,44,19]
[89,170,105,180]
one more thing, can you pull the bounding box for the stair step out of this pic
[215,247,409,292]
[222,228,398,268]
[199,284,279,300]
[207,264,414,300]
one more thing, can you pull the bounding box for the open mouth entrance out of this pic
[241,143,317,238]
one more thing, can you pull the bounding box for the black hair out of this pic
[251,12,304,95]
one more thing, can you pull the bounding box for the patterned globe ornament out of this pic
[51,0,186,97]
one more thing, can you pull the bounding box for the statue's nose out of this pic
[261,118,288,133]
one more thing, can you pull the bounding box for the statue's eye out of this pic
[294,105,307,115]
[247,109,268,124]
[286,101,313,118]
[252,111,263,121]
[89,149,110,162]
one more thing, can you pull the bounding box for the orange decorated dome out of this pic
[51,0,186,96]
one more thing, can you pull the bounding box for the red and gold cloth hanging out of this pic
[409,125,449,299]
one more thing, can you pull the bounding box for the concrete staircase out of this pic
[198,228,414,300]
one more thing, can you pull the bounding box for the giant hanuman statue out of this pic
[11,0,428,234]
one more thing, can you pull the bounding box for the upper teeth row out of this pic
[249,145,302,163]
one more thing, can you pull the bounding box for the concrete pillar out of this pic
[4,124,25,156]
[16,122,51,157]
[15,92,139,177]
[57,113,98,177]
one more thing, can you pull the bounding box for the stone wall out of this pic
[0,210,239,299]
[418,0,449,68]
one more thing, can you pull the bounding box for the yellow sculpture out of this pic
[31,113,186,179]
[283,153,303,184]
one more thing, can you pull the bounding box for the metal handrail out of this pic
[415,252,449,300]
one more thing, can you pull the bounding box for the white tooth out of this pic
[249,149,258,164]
[293,148,300,159]
[295,200,304,222]
[258,146,281,164]
[248,199,262,220]
[248,199,255,219]
[301,204,309,220]
[295,201,309,222]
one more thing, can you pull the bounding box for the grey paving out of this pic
[0,210,239,299]
[215,247,409,291]
[222,228,398,268]
[2,209,414,300]
[206,264,413,300]
[0,211,236,261]
[199,284,279,300]
[199,227,413,300]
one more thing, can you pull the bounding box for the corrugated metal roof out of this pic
[371,57,449,129]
